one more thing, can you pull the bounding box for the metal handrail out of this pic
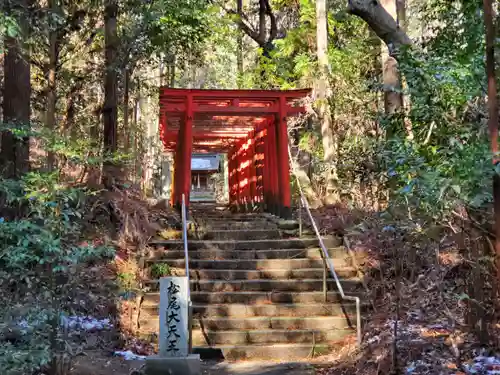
[181,194,193,352]
[288,147,362,345]
[181,194,190,292]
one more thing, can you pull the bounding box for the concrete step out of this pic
[136,327,353,346]
[192,342,347,361]
[191,328,354,346]
[140,316,354,332]
[197,221,276,230]
[194,215,269,221]
[149,237,342,251]
[141,302,358,317]
[194,215,268,222]
[192,316,355,330]
[147,247,349,261]
[145,257,351,271]
[144,291,359,305]
[144,278,361,293]
[144,267,357,281]
[198,229,281,241]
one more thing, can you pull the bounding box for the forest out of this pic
[0,0,499,374]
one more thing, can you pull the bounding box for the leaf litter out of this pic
[307,205,500,375]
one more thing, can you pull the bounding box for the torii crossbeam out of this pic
[159,87,311,219]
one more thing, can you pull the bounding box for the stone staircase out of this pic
[141,204,365,360]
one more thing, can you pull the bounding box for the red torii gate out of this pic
[159,88,310,219]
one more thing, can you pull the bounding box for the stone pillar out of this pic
[159,277,189,357]
[146,276,200,375]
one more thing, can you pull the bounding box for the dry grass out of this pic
[307,204,498,375]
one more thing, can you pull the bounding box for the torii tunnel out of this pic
[159,88,311,219]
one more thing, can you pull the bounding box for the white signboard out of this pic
[159,277,189,357]
[191,158,212,170]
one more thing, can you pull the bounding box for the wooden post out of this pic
[229,148,237,207]
[254,130,264,205]
[228,149,233,205]
[249,131,257,207]
[268,121,278,216]
[262,127,270,212]
[276,96,292,219]
[235,144,242,210]
[241,140,251,211]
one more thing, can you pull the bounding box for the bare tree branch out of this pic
[257,0,267,44]
[348,0,411,55]
[263,0,277,43]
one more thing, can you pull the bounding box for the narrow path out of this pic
[73,356,318,375]
[202,361,315,375]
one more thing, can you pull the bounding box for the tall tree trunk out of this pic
[396,0,406,30]
[62,77,83,134]
[123,68,130,152]
[348,0,414,140]
[132,90,140,183]
[483,0,500,327]
[380,0,402,117]
[46,0,60,171]
[236,0,244,88]
[1,0,31,179]
[168,52,176,88]
[316,0,338,204]
[87,55,102,186]
[102,0,118,187]
[290,146,323,208]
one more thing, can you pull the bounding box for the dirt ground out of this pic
[71,354,320,375]
[71,354,144,375]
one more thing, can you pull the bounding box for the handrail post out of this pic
[322,255,328,303]
[298,197,303,237]
[181,194,190,286]
[181,194,192,353]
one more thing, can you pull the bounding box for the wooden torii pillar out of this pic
[172,94,194,210]
[276,95,292,219]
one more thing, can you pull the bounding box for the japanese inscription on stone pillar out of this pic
[159,277,189,357]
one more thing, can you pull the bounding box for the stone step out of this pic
[141,302,358,317]
[193,316,355,330]
[139,316,354,332]
[144,291,360,305]
[144,267,357,281]
[194,215,268,222]
[197,221,275,230]
[149,237,342,251]
[139,327,353,346]
[198,229,281,241]
[145,257,351,271]
[147,247,348,261]
[145,278,361,293]
[192,342,348,361]
[191,328,354,346]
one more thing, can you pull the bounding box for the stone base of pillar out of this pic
[146,354,201,375]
